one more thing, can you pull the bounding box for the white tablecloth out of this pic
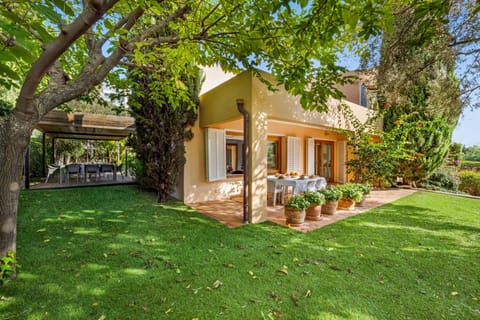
[267,176,327,195]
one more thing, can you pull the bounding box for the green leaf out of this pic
[51,0,75,17]
[0,63,21,81]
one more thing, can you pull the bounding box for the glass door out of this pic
[315,141,334,182]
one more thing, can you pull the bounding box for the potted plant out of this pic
[337,183,363,210]
[319,186,343,215]
[303,191,326,221]
[284,195,310,226]
[354,183,371,207]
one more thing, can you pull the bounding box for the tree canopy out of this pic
[0,0,408,263]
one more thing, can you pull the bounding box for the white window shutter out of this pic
[287,136,301,173]
[306,138,315,175]
[206,128,226,181]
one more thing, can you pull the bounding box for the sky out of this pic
[452,108,480,146]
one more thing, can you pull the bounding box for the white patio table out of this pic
[267,176,327,195]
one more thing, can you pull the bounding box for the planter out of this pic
[321,200,338,215]
[284,207,306,226]
[356,195,368,207]
[338,198,355,210]
[306,204,322,221]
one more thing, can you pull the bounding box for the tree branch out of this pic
[15,0,119,119]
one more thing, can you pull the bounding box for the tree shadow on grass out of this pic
[3,187,478,319]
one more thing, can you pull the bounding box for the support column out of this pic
[124,147,128,177]
[248,105,268,223]
[51,138,56,164]
[42,132,46,177]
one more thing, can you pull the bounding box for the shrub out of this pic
[0,251,18,286]
[319,186,343,201]
[353,183,372,195]
[458,171,480,196]
[337,183,363,202]
[460,161,480,171]
[285,195,310,210]
[424,167,459,191]
[303,191,325,205]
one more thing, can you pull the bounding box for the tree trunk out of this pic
[0,115,33,259]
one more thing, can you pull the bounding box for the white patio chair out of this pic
[267,180,284,206]
[315,177,327,190]
[306,180,317,192]
[45,164,59,183]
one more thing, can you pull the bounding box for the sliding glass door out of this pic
[315,141,334,182]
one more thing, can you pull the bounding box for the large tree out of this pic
[0,0,421,265]
[129,60,201,202]
[377,4,462,185]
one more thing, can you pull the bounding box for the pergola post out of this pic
[124,147,128,177]
[24,146,30,190]
[51,137,56,164]
[42,132,46,177]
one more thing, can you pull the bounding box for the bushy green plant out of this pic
[424,167,459,191]
[337,183,363,202]
[0,251,18,285]
[303,191,325,205]
[353,183,372,195]
[285,195,310,210]
[458,171,480,196]
[319,186,343,201]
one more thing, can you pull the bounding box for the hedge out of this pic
[460,160,480,171]
[458,171,480,196]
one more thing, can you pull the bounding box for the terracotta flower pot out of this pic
[321,200,338,215]
[356,195,368,207]
[306,204,322,221]
[338,198,355,210]
[284,208,306,226]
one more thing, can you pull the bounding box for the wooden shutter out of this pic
[206,128,226,181]
[306,138,315,175]
[286,136,301,173]
[337,140,347,183]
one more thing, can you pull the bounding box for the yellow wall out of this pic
[250,72,379,131]
[341,82,361,105]
[200,72,253,127]
[183,117,245,203]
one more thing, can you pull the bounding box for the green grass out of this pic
[1,186,479,319]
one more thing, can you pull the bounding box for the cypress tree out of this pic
[377,4,462,185]
[129,65,201,202]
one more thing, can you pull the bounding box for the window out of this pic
[267,138,281,173]
[226,144,238,173]
[360,85,368,107]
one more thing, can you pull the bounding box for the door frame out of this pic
[314,140,335,182]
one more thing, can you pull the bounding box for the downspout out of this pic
[236,99,249,224]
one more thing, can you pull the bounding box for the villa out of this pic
[176,67,380,223]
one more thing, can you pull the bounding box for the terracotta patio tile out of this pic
[187,188,417,232]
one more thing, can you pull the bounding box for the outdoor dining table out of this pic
[267,176,327,195]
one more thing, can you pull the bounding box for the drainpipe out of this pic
[236,99,249,224]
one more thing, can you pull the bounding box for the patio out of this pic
[187,188,417,232]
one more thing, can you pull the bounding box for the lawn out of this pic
[1,185,479,319]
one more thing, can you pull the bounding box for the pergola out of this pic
[25,110,136,189]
